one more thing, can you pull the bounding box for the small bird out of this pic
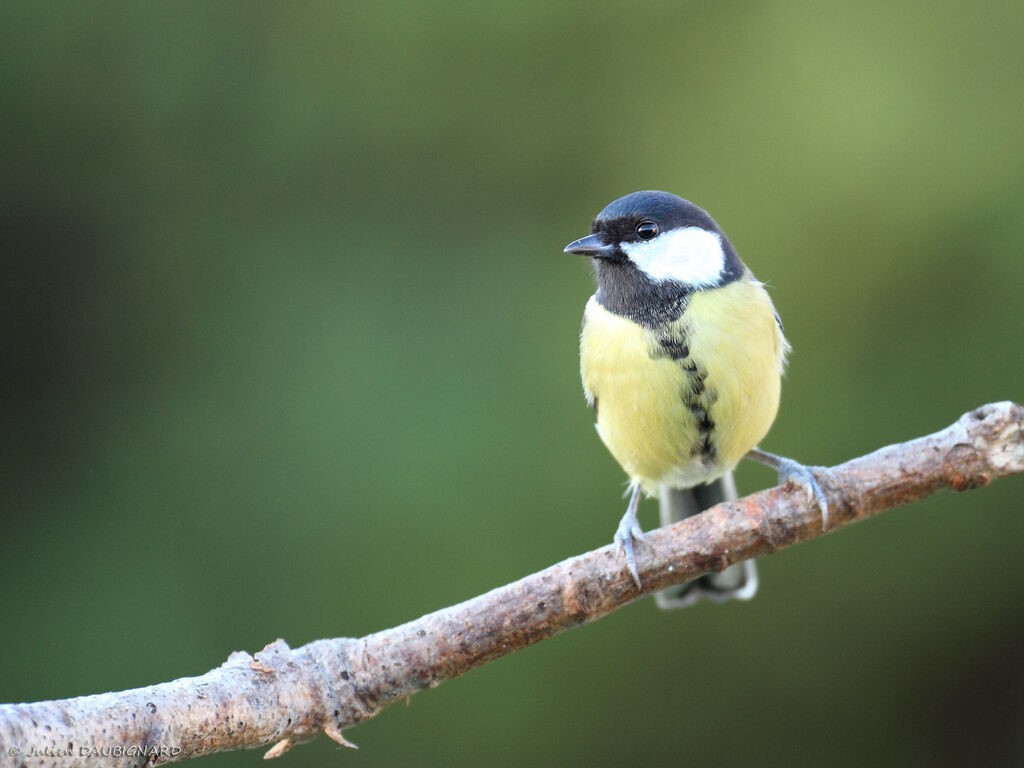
[564,190,826,605]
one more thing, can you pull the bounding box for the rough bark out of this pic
[2,402,1022,768]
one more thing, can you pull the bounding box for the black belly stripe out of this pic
[651,325,690,361]
[657,336,689,360]
[684,385,717,462]
[649,325,717,462]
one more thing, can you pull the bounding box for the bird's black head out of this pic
[594,190,722,246]
[564,190,745,325]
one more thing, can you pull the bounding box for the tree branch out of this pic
[3,402,1022,767]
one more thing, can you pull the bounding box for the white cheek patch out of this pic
[620,227,726,287]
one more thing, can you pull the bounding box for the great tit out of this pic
[564,190,826,607]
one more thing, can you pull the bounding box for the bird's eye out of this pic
[636,221,659,240]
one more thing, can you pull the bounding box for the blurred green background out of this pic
[3,1,1023,765]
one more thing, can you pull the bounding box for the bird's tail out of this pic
[654,471,758,610]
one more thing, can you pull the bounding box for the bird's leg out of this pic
[746,447,830,529]
[614,484,648,588]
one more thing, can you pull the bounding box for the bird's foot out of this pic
[777,458,831,530]
[747,448,831,530]
[614,488,648,588]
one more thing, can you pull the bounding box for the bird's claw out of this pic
[777,458,831,529]
[614,515,649,588]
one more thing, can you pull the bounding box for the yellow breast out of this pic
[580,276,787,495]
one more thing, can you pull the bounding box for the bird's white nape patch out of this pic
[620,227,726,287]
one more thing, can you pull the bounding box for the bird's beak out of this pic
[563,234,615,257]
